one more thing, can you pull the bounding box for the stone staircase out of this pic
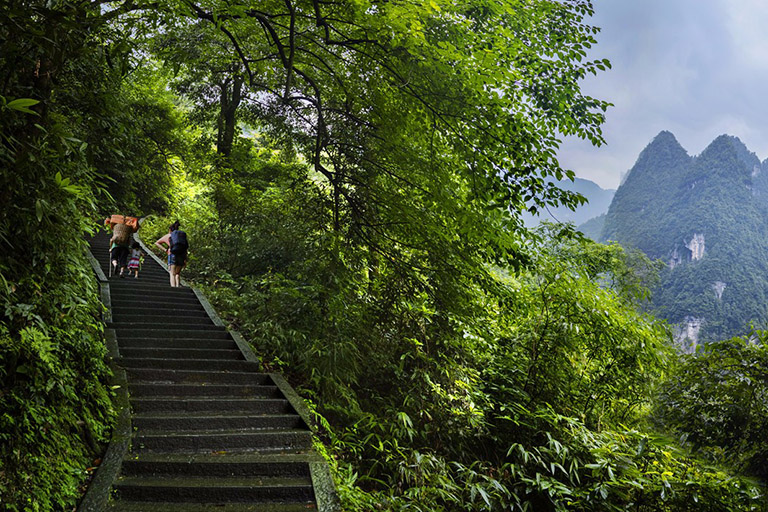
[82,230,335,511]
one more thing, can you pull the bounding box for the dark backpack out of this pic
[170,229,188,255]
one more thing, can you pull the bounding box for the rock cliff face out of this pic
[713,281,727,300]
[685,234,705,261]
[601,132,768,343]
[674,316,703,352]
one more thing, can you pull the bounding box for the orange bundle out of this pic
[104,215,139,232]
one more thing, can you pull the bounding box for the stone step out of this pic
[103,265,170,275]
[120,453,312,477]
[131,413,304,431]
[119,358,259,372]
[131,428,313,453]
[130,397,293,414]
[111,323,225,331]
[110,289,197,301]
[113,475,314,503]
[105,276,179,283]
[112,297,204,309]
[121,348,243,361]
[107,272,188,280]
[124,368,273,385]
[114,328,231,340]
[109,283,196,294]
[115,307,209,317]
[112,314,214,326]
[128,383,279,398]
[109,273,170,281]
[118,338,237,350]
[108,502,316,511]
[110,295,200,306]
[111,301,206,313]
[108,273,186,283]
[96,261,171,271]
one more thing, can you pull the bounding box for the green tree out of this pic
[655,333,768,482]
[0,2,189,508]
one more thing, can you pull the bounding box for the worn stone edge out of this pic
[270,373,342,512]
[86,250,112,324]
[133,231,169,277]
[192,288,226,328]
[310,461,343,512]
[78,259,131,511]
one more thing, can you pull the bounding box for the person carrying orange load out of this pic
[104,214,139,278]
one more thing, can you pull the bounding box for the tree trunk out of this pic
[217,73,243,158]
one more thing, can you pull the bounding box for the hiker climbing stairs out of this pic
[86,230,329,511]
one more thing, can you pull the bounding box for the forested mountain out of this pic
[601,131,768,345]
[524,177,615,227]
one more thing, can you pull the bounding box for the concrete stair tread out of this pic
[123,368,270,378]
[116,475,312,487]
[107,502,316,511]
[131,412,302,424]
[113,319,215,326]
[111,297,203,305]
[124,368,272,384]
[119,359,259,372]
[131,397,288,403]
[111,299,204,306]
[131,413,305,432]
[122,347,241,353]
[114,310,210,318]
[129,385,279,398]
[111,323,220,329]
[121,349,243,360]
[134,427,310,437]
[115,308,211,315]
[109,275,170,281]
[123,452,321,464]
[117,338,234,347]
[130,397,295,415]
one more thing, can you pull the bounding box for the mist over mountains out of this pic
[524,178,615,228]
[597,131,768,346]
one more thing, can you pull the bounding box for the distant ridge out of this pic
[524,177,615,227]
[600,130,768,347]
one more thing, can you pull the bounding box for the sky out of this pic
[557,0,768,190]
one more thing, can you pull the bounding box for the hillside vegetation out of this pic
[2,1,767,511]
[601,131,768,343]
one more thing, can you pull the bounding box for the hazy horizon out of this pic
[558,0,768,190]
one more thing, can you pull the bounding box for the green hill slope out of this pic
[601,132,768,345]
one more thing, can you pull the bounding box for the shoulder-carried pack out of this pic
[170,230,188,255]
[112,223,132,245]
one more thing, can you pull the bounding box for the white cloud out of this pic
[557,0,768,188]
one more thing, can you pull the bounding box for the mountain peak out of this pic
[703,134,760,169]
[601,130,768,344]
[622,130,690,185]
[647,130,687,153]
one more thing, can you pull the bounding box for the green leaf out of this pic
[7,98,40,115]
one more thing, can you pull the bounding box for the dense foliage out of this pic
[3,0,767,510]
[141,158,763,510]
[601,131,768,342]
[0,2,187,509]
[656,333,768,482]
[0,3,114,508]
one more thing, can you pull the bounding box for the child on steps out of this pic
[127,242,144,279]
